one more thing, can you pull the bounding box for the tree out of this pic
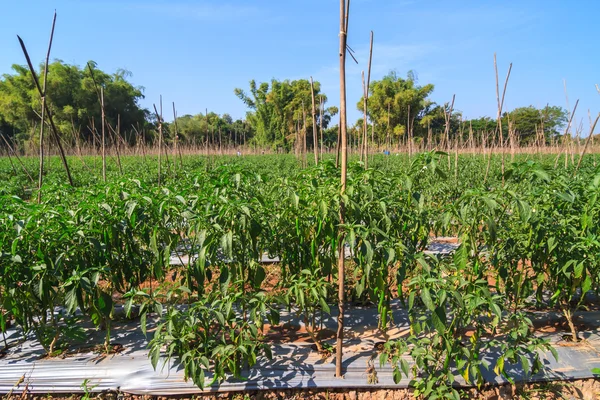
[235,78,330,151]
[504,105,567,144]
[463,106,567,146]
[0,60,148,149]
[358,71,434,146]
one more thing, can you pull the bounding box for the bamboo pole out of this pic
[34,12,57,202]
[3,143,18,176]
[153,102,163,186]
[336,0,349,379]
[494,54,512,183]
[319,95,324,159]
[443,95,455,170]
[310,77,319,165]
[101,88,107,182]
[302,101,307,168]
[363,31,373,167]
[574,112,599,174]
[554,99,579,169]
[172,102,183,168]
[18,14,73,187]
[1,134,34,183]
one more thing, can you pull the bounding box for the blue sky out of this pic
[1,0,599,128]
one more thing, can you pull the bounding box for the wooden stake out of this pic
[319,95,324,159]
[494,54,512,183]
[575,112,600,174]
[336,0,349,379]
[310,77,319,165]
[153,102,163,186]
[101,87,107,182]
[1,134,34,183]
[172,102,183,168]
[18,13,74,187]
[35,11,56,202]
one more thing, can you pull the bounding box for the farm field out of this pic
[2,152,600,398]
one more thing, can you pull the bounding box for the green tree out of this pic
[0,60,148,149]
[358,71,434,146]
[235,78,330,150]
[503,105,567,144]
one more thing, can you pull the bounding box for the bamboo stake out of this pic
[153,102,163,186]
[443,95,455,170]
[115,115,123,174]
[34,12,57,202]
[336,0,349,379]
[335,123,341,168]
[319,95,324,159]
[310,77,319,165]
[364,31,373,167]
[3,144,18,176]
[554,99,579,169]
[101,88,107,182]
[494,54,512,183]
[18,14,74,187]
[1,134,34,183]
[575,112,600,174]
[302,101,307,168]
[590,109,597,167]
[172,102,183,168]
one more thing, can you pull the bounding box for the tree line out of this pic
[0,60,570,154]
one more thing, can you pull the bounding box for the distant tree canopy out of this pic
[171,112,251,148]
[0,60,148,147]
[0,62,569,152]
[355,71,568,147]
[234,78,338,150]
[464,106,568,144]
[358,71,435,145]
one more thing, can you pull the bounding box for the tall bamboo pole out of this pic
[575,112,600,174]
[319,95,324,158]
[153,102,163,186]
[302,101,307,168]
[173,102,183,168]
[336,0,350,379]
[494,54,512,182]
[310,77,319,165]
[101,87,106,182]
[18,14,73,187]
[362,31,374,168]
[1,134,34,183]
[443,96,455,170]
[35,12,56,202]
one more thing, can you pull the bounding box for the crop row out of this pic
[1,153,599,398]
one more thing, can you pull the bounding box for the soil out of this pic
[6,378,600,400]
[262,323,336,344]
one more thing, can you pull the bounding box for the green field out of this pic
[1,153,600,397]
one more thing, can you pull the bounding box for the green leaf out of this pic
[431,306,446,333]
[254,265,266,287]
[393,367,402,384]
[420,287,435,311]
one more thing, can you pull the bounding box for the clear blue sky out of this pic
[1,0,599,128]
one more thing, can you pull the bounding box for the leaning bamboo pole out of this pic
[34,12,56,202]
[574,112,599,174]
[1,134,34,183]
[18,14,74,187]
[494,54,512,184]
